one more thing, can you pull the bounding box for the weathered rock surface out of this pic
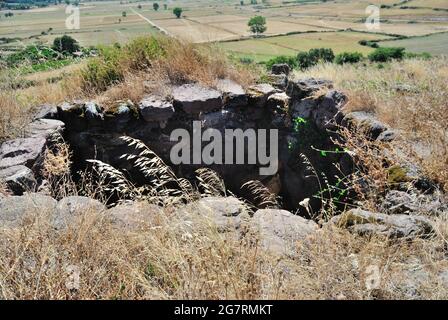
[382,190,447,216]
[216,79,247,108]
[267,92,289,110]
[343,111,388,140]
[173,83,222,114]
[192,196,250,233]
[53,196,106,229]
[139,96,175,123]
[247,84,277,108]
[253,209,318,255]
[0,165,36,195]
[287,77,333,100]
[107,201,162,230]
[0,193,57,227]
[331,208,434,239]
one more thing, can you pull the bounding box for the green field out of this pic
[381,32,448,55]
[220,31,393,62]
[1,0,447,60]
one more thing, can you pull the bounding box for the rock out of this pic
[0,119,64,181]
[268,74,289,90]
[291,90,346,131]
[331,208,434,239]
[0,165,36,195]
[104,101,135,131]
[247,84,277,108]
[271,63,290,75]
[377,129,397,142]
[253,209,318,256]
[267,92,289,111]
[287,78,333,100]
[193,197,250,233]
[138,96,175,122]
[216,79,247,108]
[342,111,388,140]
[0,193,57,227]
[84,101,103,120]
[0,136,47,169]
[173,83,222,114]
[53,196,106,229]
[33,104,58,120]
[107,201,162,230]
[383,190,447,216]
[200,109,244,130]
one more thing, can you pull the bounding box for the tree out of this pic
[335,52,363,65]
[368,47,405,62]
[248,16,266,36]
[153,2,159,11]
[163,4,168,10]
[137,4,142,9]
[240,0,244,5]
[122,11,127,17]
[52,35,80,54]
[173,7,182,18]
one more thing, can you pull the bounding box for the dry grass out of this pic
[301,57,448,191]
[0,203,447,299]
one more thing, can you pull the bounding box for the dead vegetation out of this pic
[302,57,448,191]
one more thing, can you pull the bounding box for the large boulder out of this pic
[53,196,106,229]
[181,196,249,233]
[138,96,175,123]
[253,209,318,256]
[216,79,247,108]
[0,136,47,169]
[331,208,434,239]
[0,193,57,228]
[173,83,222,114]
[107,201,162,231]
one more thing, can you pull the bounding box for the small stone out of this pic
[271,63,290,75]
[0,165,36,195]
[247,84,277,108]
[139,96,175,122]
[216,79,247,108]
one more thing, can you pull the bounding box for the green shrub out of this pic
[296,48,335,70]
[335,52,363,65]
[5,45,60,67]
[52,35,80,54]
[368,47,405,62]
[265,55,297,70]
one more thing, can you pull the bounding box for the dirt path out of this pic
[129,8,172,37]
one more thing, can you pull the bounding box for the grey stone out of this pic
[183,197,249,233]
[0,193,57,227]
[139,96,175,122]
[53,196,106,229]
[287,77,333,100]
[33,104,58,120]
[0,165,36,195]
[0,136,47,169]
[247,84,277,108]
[331,208,434,239]
[216,79,247,108]
[25,119,65,138]
[383,190,447,216]
[173,83,222,114]
[253,209,318,256]
[343,111,388,140]
[107,201,162,230]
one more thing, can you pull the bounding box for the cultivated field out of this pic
[1,0,447,61]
